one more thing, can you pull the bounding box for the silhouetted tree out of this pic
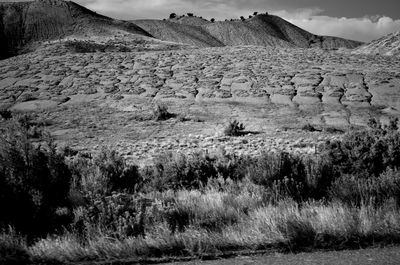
[253,12,258,16]
[240,16,245,21]
[187,13,194,17]
[210,18,215,22]
[169,13,177,19]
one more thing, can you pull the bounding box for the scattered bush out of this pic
[210,18,215,23]
[223,120,245,136]
[0,109,12,120]
[302,123,318,132]
[169,13,177,19]
[152,104,173,121]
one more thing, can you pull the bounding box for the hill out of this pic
[0,0,152,59]
[134,20,224,48]
[134,14,363,49]
[353,31,400,56]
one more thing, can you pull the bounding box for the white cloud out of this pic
[83,0,250,20]
[273,9,400,42]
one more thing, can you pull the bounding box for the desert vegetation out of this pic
[65,40,132,53]
[1,116,400,264]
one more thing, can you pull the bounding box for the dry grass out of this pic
[26,187,400,263]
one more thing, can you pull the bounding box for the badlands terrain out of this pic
[1,0,400,165]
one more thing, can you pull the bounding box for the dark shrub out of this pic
[277,215,316,250]
[187,13,194,17]
[0,109,12,120]
[143,152,217,191]
[302,123,318,132]
[322,128,400,177]
[224,120,245,136]
[388,116,399,131]
[152,104,173,121]
[0,119,72,238]
[303,156,337,199]
[0,231,31,265]
[65,40,131,53]
[211,18,215,22]
[330,168,400,206]
[162,198,191,234]
[169,13,177,19]
[68,148,142,196]
[247,152,309,201]
[214,153,249,182]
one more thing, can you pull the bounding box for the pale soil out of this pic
[1,39,399,164]
[169,246,400,265]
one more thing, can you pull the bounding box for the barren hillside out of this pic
[353,31,400,56]
[135,14,363,49]
[0,0,152,59]
[134,20,224,48]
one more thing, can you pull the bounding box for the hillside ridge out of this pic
[134,13,363,49]
[0,0,152,59]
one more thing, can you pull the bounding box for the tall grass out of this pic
[28,194,400,263]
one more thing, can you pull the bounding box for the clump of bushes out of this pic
[68,148,142,196]
[65,40,131,53]
[0,118,72,239]
[322,121,400,177]
[142,152,217,191]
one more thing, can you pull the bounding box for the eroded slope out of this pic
[0,0,151,59]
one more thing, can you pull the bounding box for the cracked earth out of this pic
[1,39,399,164]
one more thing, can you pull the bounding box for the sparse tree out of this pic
[169,13,177,19]
[253,11,258,16]
[210,18,215,22]
[249,15,253,19]
[187,13,194,17]
[240,16,245,21]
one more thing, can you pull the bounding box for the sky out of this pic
[3,0,400,42]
